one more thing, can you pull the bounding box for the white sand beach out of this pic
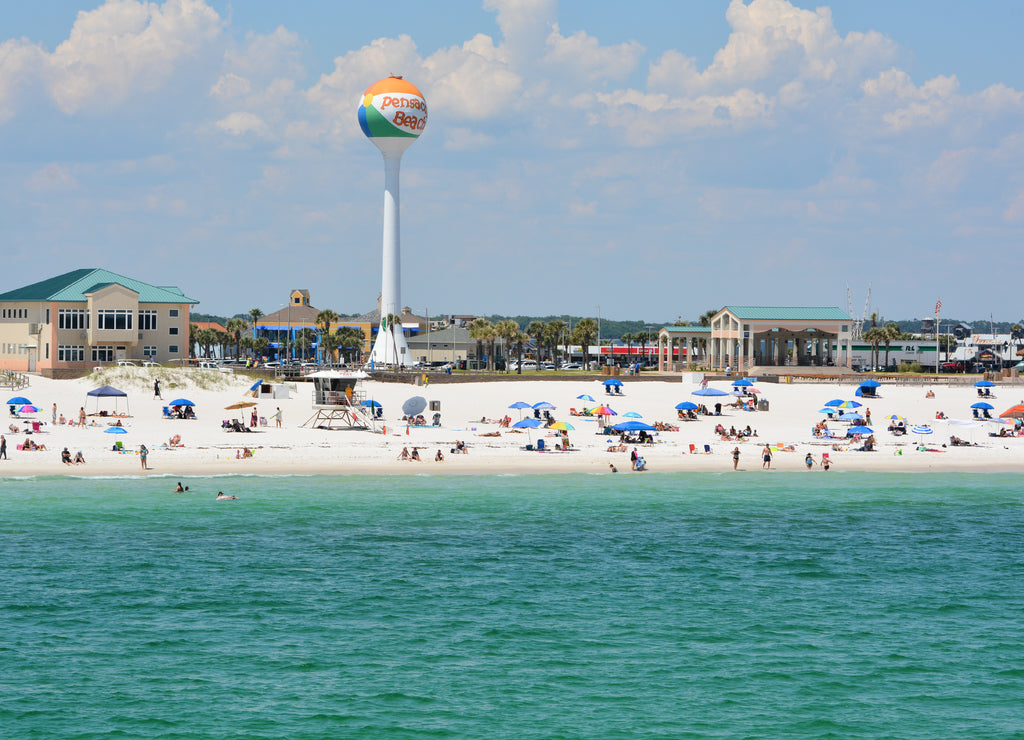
[1,368,1021,478]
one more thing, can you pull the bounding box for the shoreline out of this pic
[1,371,1021,481]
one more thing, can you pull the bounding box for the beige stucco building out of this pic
[0,268,198,376]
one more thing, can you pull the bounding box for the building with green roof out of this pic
[655,306,854,373]
[0,268,198,376]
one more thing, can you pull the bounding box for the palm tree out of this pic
[512,328,528,374]
[863,326,884,371]
[699,308,718,327]
[635,330,651,365]
[315,310,339,365]
[294,328,316,361]
[320,331,341,365]
[883,322,902,371]
[495,319,521,372]
[254,336,270,362]
[469,318,493,371]
[545,320,567,367]
[335,327,364,364]
[526,320,546,366]
[226,318,247,361]
[572,318,598,370]
[188,322,199,358]
[248,308,264,339]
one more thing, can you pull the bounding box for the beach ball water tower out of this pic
[359,75,427,367]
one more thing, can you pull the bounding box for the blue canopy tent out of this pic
[86,385,130,416]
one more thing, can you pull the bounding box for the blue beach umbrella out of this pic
[360,400,382,408]
[846,426,874,436]
[693,387,729,397]
[974,380,995,388]
[512,418,543,428]
[838,400,862,409]
[508,401,532,410]
[824,399,843,407]
[970,402,994,410]
[532,401,556,410]
[612,420,656,432]
[622,411,643,418]
[731,379,754,387]
[601,378,623,387]
[104,426,128,434]
[168,398,195,407]
[7,396,31,406]
[675,401,698,410]
[576,394,595,402]
[860,379,881,388]
[818,408,837,414]
[839,412,864,421]
[911,425,934,436]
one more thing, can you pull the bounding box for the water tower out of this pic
[358,76,427,366]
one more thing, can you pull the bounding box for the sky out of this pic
[3,0,1024,324]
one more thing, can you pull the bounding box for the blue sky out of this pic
[3,0,1023,324]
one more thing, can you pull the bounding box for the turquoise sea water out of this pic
[2,473,1023,739]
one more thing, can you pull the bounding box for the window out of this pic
[169,326,179,336]
[91,346,115,362]
[143,345,157,357]
[169,309,179,317]
[45,343,49,359]
[59,345,85,362]
[168,345,179,354]
[96,310,133,330]
[46,309,50,324]
[58,309,88,330]
[139,310,158,331]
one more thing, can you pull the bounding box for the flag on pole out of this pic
[935,298,942,316]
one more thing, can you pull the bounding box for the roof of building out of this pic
[660,325,712,334]
[192,321,227,333]
[406,326,473,346]
[0,268,199,304]
[721,306,852,321]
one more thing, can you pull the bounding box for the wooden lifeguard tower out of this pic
[301,370,379,431]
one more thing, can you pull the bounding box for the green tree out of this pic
[254,336,270,362]
[699,308,718,327]
[634,330,651,365]
[335,327,364,364]
[572,318,599,370]
[883,322,902,370]
[469,318,494,371]
[315,310,339,365]
[294,328,316,360]
[248,308,264,340]
[495,319,521,372]
[226,318,248,360]
[545,320,567,366]
[188,323,199,358]
[862,326,884,371]
[526,320,547,366]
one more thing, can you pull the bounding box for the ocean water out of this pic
[1,472,1023,739]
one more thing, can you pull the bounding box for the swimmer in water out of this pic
[216,491,237,500]
[174,482,184,492]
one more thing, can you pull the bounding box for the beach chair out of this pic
[31,421,40,432]
[703,444,712,454]
[259,416,268,427]
[536,438,546,452]
[162,406,173,419]
[688,443,696,454]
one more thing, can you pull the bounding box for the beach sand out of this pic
[1,369,1020,479]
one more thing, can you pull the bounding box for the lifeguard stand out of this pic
[301,371,377,431]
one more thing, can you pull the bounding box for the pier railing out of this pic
[0,370,30,391]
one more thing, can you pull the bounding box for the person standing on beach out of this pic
[762,444,773,470]
[139,444,149,470]
[0,434,6,460]
[52,403,57,425]
[79,407,86,426]
[154,379,162,400]
[274,407,282,428]
[732,446,740,470]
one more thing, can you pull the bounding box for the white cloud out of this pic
[544,25,644,83]
[444,127,495,150]
[215,111,269,137]
[46,0,223,114]
[25,163,78,193]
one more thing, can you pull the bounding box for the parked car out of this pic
[560,362,581,370]
[116,360,137,367]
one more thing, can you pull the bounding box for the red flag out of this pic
[935,298,942,315]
